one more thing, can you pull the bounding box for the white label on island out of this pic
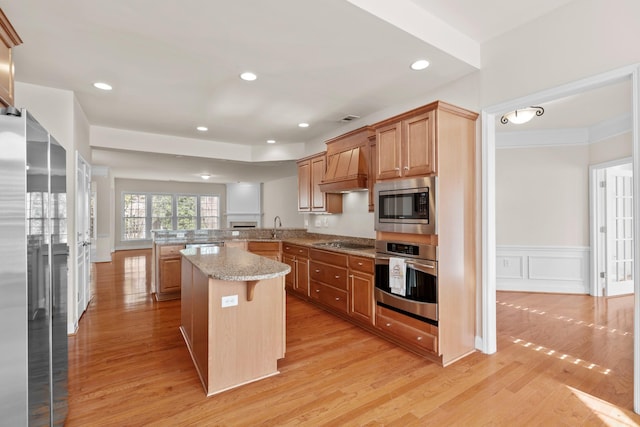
[221,295,238,308]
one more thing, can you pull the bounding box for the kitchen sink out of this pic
[312,241,374,250]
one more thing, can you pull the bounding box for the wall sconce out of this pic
[500,106,544,124]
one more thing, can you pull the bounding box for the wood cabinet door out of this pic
[375,121,402,180]
[311,155,327,211]
[282,254,295,291]
[350,271,373,324]
[159,257,182,293]
[403,110,436,176]
[295,257,309,296]
[297,160,311,211]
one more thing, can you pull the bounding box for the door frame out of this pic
[589,157,633,297]
[480,64,640,413]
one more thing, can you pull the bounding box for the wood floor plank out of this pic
[65,249,640,425]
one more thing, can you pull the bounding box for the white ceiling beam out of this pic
[345,0,481,69]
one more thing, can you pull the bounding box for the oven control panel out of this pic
[375,240,437,262]
[386,242,419,256]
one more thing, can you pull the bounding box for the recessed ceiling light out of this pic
[240,72,257,81]
[196,126,208,132]
[410,59,430,71]
[200,174,211,180]
[298,122,309,128]
[93,82,113,91]
[267,139,276,144]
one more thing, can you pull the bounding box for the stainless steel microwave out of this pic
[374,177,437,234]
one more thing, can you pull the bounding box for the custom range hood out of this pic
[318,146,368,193]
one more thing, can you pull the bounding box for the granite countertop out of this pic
[281,237,376,258]
[181,246,291,281]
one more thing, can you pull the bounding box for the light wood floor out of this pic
[67,249,640,426]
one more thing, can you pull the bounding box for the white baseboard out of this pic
[496,245,590,294]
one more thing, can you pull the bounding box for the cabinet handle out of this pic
[417,336,423,341]
[394,167,400,171]
[404,166,409,170]
[335,275,340,279]
[357,262,363,266]
[335,297,340,301]
[385,323,392,327]
[315,269,320,273]
[315,289,320,293]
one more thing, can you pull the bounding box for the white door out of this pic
[76,152,92,317]
[605,166,634,296]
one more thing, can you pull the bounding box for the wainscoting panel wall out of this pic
[496,246,590,294]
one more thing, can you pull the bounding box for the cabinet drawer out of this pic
[309,248,348,267]
[310,282,348,313]
[159,245,185,257]
[376,306,438,354]
[248,241,280,252]
[309,261,348,290]
[282,243,309,258]
[348,255,374,274]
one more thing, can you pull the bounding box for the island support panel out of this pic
[180,257,286,396]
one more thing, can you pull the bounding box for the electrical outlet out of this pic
[314,218,321,227]
[231,230,239,236]
[322,217,329,227]
[221,295,238,308]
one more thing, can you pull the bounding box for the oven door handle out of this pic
[405,260,437,277]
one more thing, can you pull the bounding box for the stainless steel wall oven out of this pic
[374,240,438,325]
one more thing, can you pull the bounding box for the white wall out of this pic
[306,192,375,239]
[496,145,590,247]
[262,175,305,229]
[480,0,640,108]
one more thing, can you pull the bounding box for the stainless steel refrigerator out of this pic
[0,109,68,426]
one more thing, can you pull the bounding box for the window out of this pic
[177,195,197,230]
[151,195,173,231]
[123,193,147,240]
[121,192,220,240]
[200,195,220,229]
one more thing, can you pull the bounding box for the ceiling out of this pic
[6,0,616,183]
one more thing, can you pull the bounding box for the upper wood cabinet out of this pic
[297,152,342,213]
[375,109,436,180]
[0,9,22,108]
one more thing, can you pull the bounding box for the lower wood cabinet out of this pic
[282,243,309,297]
[375,305,438,355]
[247,241,281,261]
[348,255,374,325]
[309,248,349,315]
[156,244,185,301]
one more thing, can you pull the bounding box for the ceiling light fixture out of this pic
[240,72,257,81]
[196,126,208,131]
[298,122,309,128]
[410,59,430,71]
[267,139,276,144]
[200,174,211,180]
[93,82,113,91]
[500,106,545,124]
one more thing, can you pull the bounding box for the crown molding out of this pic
[496,112,631,149]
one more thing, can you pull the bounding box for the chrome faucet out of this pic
[272,216,282,239]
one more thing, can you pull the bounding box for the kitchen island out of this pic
[180,246,290,396]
